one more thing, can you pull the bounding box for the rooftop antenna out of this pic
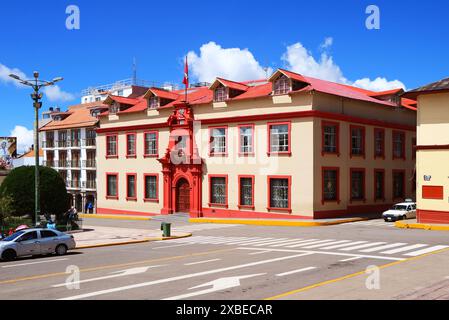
[132,57,137,85]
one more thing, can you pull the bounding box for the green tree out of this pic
[0,166,70,222]
[0,195,13,227]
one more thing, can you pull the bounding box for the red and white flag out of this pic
[182,56,189,88]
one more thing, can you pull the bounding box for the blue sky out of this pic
[1,0,448,151]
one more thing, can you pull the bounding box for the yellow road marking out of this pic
[265,247,449,300]
[0,248,235,285]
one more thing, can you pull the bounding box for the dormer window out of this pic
[53,116,62,121]
[110,103,120,114]
[273,75,291,95]
[91,110,101,118]
[149,96,159,109]
[214,86,227,102]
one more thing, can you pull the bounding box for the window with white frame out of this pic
[127,174,136,199]
[127,134,136,156]
[323,169,338,201]
[269,178,289,209]
[214,86,227,102]
[323,123,338,153]
[144,132,157,156]
[106,174,118,198]
[393,131,405,159]
[273,75,290,95]
[351,127,364,156]
[149,96,159,109]
[239,126,253,154]
[106,135,117,157]
[210,128,226,155]
[269,124,289,153]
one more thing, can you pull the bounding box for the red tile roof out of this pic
[99,68,416,116]
[146,88,180,100]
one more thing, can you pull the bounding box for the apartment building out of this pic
[404,78,449,224]
[95,68,417,219]
[40,102,107,213]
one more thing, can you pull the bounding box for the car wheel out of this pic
[55,244,68,256]
[402,215,407,220]
[2,249,17,261]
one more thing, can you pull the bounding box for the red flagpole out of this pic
[183,56,189,103]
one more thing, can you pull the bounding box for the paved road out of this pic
[0,218,448,300]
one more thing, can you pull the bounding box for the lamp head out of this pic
[33,71,39,79]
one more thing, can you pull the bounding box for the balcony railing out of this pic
[55,160,68,168]
[70,140,81,148]
[83,180,96,189]
[43,141,55,148]
[83,160,96,168]
[68,180,81,189]
[43,160,55,167]
[57,140,68,148]
[83,138,96,147]
[69,160,81,168]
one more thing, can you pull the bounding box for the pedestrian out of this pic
[87,201,93,214]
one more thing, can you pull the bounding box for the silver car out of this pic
[0,228,76,261]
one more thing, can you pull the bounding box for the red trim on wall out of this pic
[238,175,255,209]
[106,172,119,200]
[349,125,366,159]
[314,204,393,219]
[143,131,159,158]
[392,130,406,160]
[349,168,366,203]
[416,144,449,150]
[422,186,444,200]
[202,207,311,220]
[237,123,255,157]
[417,209,449,224]
[321,167,340,205]
[126,173,137,201]
[373,128,385,159]
[106,134,118,159]
[208,126,228,157]
[321,121,340,156]
[208,174,229,208]
[143,173,159,202]
[96,207,158,217]
[267,175,292,213]
[267,121,292,156]
[374,169,386,201]
[126,132,137,158]
[96,110,416,135]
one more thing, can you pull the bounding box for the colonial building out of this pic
[40,102,108,213]
[96,69,417,219]
[404,78,449,224]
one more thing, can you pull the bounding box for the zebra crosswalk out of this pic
[343,219,396,228]
[165,235,448,257]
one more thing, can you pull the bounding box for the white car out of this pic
[0,228,77,261]
[382,201,416,222]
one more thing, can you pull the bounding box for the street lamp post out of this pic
[9,71,63,226]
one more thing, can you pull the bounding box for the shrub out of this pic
[0,195,13,227]
[0,166,70,222]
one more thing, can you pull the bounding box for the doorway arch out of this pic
[175,178,191,213]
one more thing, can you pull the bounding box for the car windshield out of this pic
[1,231,25,242]
[392,205,408,211]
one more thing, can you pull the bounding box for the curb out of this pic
[74,232,192,249]
[79,214,152,221]
[188,217,369,227]
[395,220,449,231]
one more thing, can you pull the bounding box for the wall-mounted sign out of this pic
[424,175,432,181]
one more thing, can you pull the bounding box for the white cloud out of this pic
[320,37,333,50]
[187,42,272,83]
[352,77,406,91]
[0,63,27,87]
[43,85,75,102]
[10,126,34,153]
[282,42,348,84]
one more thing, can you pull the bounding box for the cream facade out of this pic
[96,69,416,219]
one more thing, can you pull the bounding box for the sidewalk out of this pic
[396,219,449,231]
[72,225,192,249]
[268,247,449,300]
[79,214,152,221]
[189,215,377,227]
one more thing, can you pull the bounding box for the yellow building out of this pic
[404,78,449,224]
[96,69,417,219]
